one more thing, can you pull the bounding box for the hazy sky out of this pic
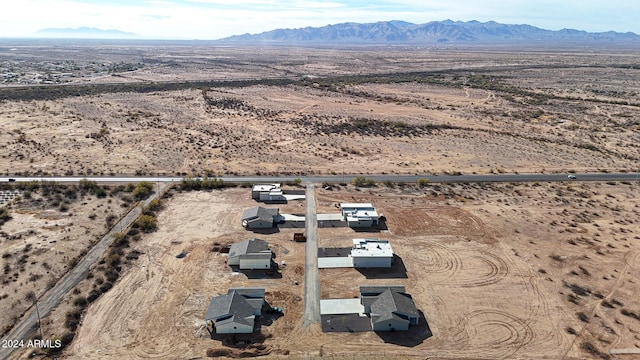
[1,0,638,39]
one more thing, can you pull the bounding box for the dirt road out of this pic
[0,182,171,360]
[302,183,320,326]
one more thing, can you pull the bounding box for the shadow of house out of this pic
[356,254,408,279]
[375,310,432,347]
[318,219,348,228]
[230,265,283,279]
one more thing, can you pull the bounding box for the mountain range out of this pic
[34,27,139,39]
[219,20,640,44]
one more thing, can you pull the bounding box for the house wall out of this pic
[348,218,373,228]
[352,256,392,268]
[251,190,261,199]
[228,256,240,266]
[215,320,254,334]
[239,257,271,269]
[246,219,272,229]
[372,317,409,332]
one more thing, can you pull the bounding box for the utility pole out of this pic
[35,295,44,340]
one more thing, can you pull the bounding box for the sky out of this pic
[1,0,638,40]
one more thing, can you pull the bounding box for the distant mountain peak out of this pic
[34,27,139,39]
[219,20,639,45]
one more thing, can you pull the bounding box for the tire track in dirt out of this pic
[421,242,463,281]
[457,250,510,288]
[464,310,535,359]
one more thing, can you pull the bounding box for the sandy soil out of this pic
[0,187,130,338]
[1,49,639,178]
[54,181,640,359]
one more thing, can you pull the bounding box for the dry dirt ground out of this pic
[2,46,640,359]
[30,181,638,360]
[0,184,131,339]
[1,48,639,177]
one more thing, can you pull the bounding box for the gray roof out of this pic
[359,285,406,296]
[369,289,419,320]
[241,207,279,222]
[240,253,273,261]
[228,238,269,258]
[205,288,265,322]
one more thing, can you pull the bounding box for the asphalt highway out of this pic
[1,172,639,185]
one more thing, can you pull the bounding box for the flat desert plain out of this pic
[1,47,639,177]
[0,46,639,360]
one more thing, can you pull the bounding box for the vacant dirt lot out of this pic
[43,181,640,359]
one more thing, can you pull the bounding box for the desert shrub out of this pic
[94,187,107,198]
[292,178,302,186]
[105,214,117,228]
[0,208,11,226]
[86,289,102,303]
[47,332,75,354]
[24,291,36,303]
[78,178,98,193]
[580,341,610,359]
[134,215,157,233]
[64,309,82,330]
[621,309,640,321]
[417,178,430,187]
[133,182,153,200]
[351,176,375,187]
[73,296,87,307]
[143,199,164,215]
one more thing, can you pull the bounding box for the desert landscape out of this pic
[15,180,636,359]
[0,43,639,359]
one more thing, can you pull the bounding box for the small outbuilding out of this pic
[251,183,285,202]
[205,288,265,334]
[241,207,280,229]
[340,203,379,228]
[227,238,272,270]
[351,238,393,268]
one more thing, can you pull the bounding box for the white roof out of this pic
[253,183,280,191]
[318,256,354,268]
[320,299,365,315]
[346,209,379,220]
[351,239,392,258]
[340,203,374,209]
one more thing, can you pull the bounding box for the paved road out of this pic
[302,183,321,326]
[0,183,171,360]
[1,172,639,185]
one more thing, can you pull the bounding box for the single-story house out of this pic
[351,238,393,268]
[251,183,286,202]
[360,285,419,331]
[205,288,265,334]
[241,207,280,229]
[228,238,273,270]
[340,203,379,228]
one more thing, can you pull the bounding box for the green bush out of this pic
[417,178,430,187]
[0,208,11,226]
[351,176,375,187]
[135,214,157,233]
[132,182,154,200]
